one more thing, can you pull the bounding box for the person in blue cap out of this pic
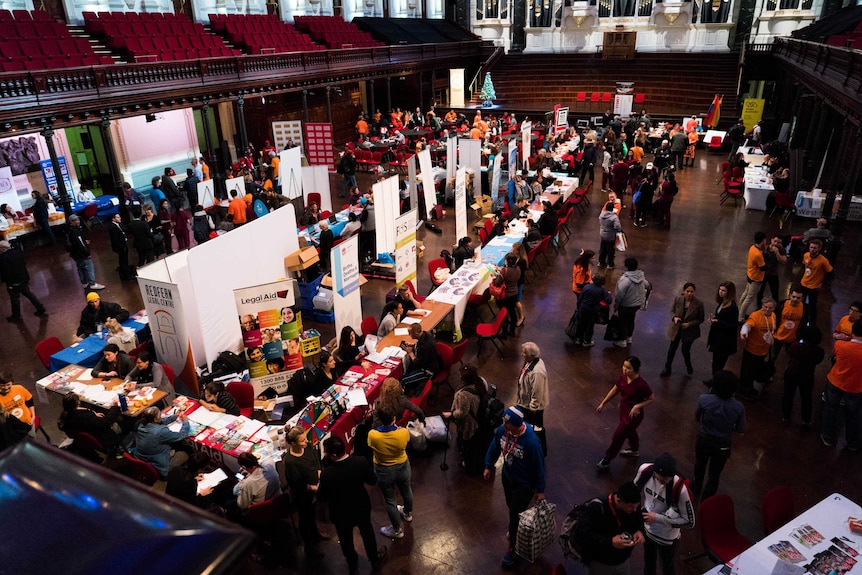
[484,406,546,567]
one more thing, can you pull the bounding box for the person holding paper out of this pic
[58,392,125,449]
[124,351,175,405]
[91,344,135,379]
[134,406,190,479]
[166,452,218,507]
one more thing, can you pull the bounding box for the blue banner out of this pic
[40,157,74,200]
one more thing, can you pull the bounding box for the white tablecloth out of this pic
[795,192,862,221]
[703,493,862,575]
[743,167,774,211]
[425,263,492,339]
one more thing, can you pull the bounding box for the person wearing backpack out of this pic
[442,364,489,474]
[574,481,645,573]
[192,205,214,245]
[633,453,695,575]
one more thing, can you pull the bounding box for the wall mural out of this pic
[0,137,42,176]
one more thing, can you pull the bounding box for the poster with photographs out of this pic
[234,279,303,397]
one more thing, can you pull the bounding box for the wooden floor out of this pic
[3,149,862,574]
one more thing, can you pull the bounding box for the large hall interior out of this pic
[0,0,861,573]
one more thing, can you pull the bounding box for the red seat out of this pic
[32,416,51,442]
[70,431,106,462]
[575,91,586,102]
[430,342,455,402]
[360,315,379,338]
[428,258,449,292]
[634,93,646,104]
[770,192,796,229]
[161,363,176,388]
[708,135,723,154]
[35,336,63,370]
[476,308,508,358]
[467,287,494,320]
[762,486,795,534]
[720,171,743,206]
[397,379,431,426]
[120,452,161,485]
[449,338,470,366]
[700,494,753,564]
[129,341,150,359]
[478,228,489,247]
[601,92,612,103]
[589,92,600,103]
[226,381,255,417]
[306,192,321,208]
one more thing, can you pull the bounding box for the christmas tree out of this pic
[480,74,496,107]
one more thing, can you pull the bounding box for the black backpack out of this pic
[476,383,505,432]
[193,215,210,243]
[634,464,690,509]
[559,498,602,563]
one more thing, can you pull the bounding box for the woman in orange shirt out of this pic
[833,301,862,341]
[572,249,595,302]
[683,130,699,167]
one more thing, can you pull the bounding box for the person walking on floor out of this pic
[318,436,388,574]
[800,238,833,326]
[367,407,414,540]
[108,213,134,281]
[516,342,549,456]
[597,357,655,470]
[693,370,746,499]
[634,452,696,575]
[574,275,612,348]
[484,406,546,567]
[613,257,652,349]
[0,240,46,322]
[660,282,705,377]
[598,202,621,270]
[781,325,824,429]
[66,214,105,290]
[820,320,862,451]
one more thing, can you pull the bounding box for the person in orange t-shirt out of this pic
[470,126,483,140]
[356,117,369,138]
[821,320,862,449]
[630,144,644,163]
[772,286,805,360]
[738,298,776,399]
[571,250,595,300]
[800,238,833,324]
[227,190,247,225]
[0,372,35,428]
[833,301,862,341]
[738,232,767,322]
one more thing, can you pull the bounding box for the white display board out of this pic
[395,209,417,289]
[459,138,482,200]
[455,167,467,242]
[279,146,303,200]
[272,120,304,155]
[224,176,245,200]
[417,148,436,220]
[614,94,634,119]
[446,132,457,200]
[407,153,419,210]
[0,166,22,213]
[301,165,333,213]
[372,175,400,256]
[491,153,502,199]
[521,121,532,171]
[197,179,215,209]
[332,236,362,342]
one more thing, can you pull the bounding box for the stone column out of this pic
[302,89,309,125]
[41,123,73,224]
[236,93,249,154]
[99,115,128,221]
[201,97,216,171]
[368,79,376,117]
[326,86,332,124]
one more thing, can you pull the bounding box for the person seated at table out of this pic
[301,202,321,227]
[334,326,366,375]
[198,381,240,416]
[730,151,749,171]
[105,317,138,354]
[510,197,531,221]
[134,405,190,479]
[401,323,441,396]
[394,283,420,313]
[124,351,176,404]
[372,377,425,428]
[75,292,130,340]
[772,166,790,195]
[453,237,475,270]
[233,451,272,517]
[377,301,404,339]
[91,343,136,379]
[315,351,338,393]
[0,204,18,223]
[76,185,96,203]
[537,201,559,237]
[166,452,220,508]
[58,392,125,449]
[340,212,361,239]
[489,210,507,240]
[524,219,543,251]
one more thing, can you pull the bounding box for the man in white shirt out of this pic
[76,186,96,203]
[233,452,270,514]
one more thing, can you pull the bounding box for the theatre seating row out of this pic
[0,10,113,72]
[83,10,240,62]
[208,13,322,54]
[293,15,384,48]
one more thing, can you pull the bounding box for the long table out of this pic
[795,191,862,221]
[376,298,456,350]
[49,313,151,371]
[743,165,774,211]
[36,363,166,417]
[704,493,862,575]
[2,212,66,241]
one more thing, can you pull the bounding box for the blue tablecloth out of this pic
[49,318,150,371]
[302,206,360,242]
[481,234,522,266]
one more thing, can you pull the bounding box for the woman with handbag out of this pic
[706,281,739,379]
[494,253,522,338]
[660,282,705,377]
[574,275,612,347]
[442,364,488,473]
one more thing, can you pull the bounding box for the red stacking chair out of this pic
[120,452,161,485]
[430,342,455,403]
[226,381,255,417]
[699,494,753,564]
[35,336,63,370]
[476,308,508,359]
[762,486,795,535]
[360,316,379,337]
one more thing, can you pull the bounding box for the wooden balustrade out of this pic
[0,41,482,128]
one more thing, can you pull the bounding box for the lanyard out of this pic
[607,494,623,529]
[502,429,522,460]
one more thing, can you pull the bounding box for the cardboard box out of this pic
[471,195,493,218]
[285,247,320,271]
[320,274,368,288]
